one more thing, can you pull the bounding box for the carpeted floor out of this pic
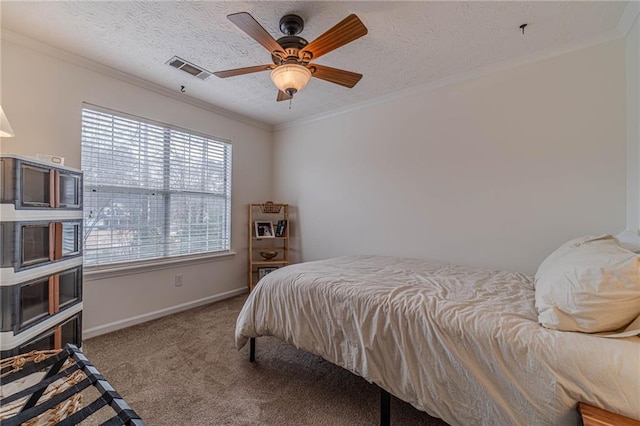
[83,295,448,425]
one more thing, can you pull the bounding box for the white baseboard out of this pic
[83,287,247,339]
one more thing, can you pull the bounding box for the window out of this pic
[81,105,232,267]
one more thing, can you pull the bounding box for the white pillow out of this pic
[615,229,640,253]
[534,235,640,333]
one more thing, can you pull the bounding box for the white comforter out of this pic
[235,255,640,425]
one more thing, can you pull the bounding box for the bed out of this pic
[235,254,640,425]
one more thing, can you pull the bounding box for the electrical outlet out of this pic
[175,274,183,287]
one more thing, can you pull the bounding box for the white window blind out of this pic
[81,105,232,267]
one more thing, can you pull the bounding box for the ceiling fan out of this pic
[214,12,368,102]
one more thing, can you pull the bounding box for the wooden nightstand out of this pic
[578,402,640,426]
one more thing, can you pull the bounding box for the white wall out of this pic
[273,39,627,274]
[0,35,272,336]
[627,12,640,233]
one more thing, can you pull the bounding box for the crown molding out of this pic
[2,14,630,135]
[274,27,626,132]
[1,29,272,131]
[617,0,640,37]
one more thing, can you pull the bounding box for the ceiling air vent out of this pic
[166,56,212,80]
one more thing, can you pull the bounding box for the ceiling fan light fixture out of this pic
[270,64,311,96]
[218,12,367,102]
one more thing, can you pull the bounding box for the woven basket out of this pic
[260,201,283,214]
[0,350,83,426]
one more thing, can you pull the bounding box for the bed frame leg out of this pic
[249,337,256,363]
[380,387,391,426]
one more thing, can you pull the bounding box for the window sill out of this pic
[83,251,237,281]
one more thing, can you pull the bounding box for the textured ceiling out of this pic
[0,1,628,127]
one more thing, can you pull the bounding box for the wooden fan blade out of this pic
[228,12,284,57]
[308,64,362,88]
[214,64,274,78]
[299,14,367,61]
[277,90,292,102]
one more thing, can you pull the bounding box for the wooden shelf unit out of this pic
[248,202,289,290]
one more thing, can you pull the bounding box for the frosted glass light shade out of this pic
[270,64,312,95]
[0,105,15,137]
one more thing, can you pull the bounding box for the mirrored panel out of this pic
[59,172,81,208]
[21,164,51,207]
[60,222,81,258]
[60,314,81,348]
[59,267,81,310]
[19,278,50,328]
[19,329,56,354]
[21,224,50,267]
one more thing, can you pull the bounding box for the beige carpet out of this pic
[83,295,448,425]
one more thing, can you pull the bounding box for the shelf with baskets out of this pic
[248,202,290,290]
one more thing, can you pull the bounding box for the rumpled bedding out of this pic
[235,255,640,425]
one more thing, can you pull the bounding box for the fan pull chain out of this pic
[289,97,292,110]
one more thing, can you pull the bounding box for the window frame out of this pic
[81,104,233,271]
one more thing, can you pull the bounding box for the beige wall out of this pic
[627,13,640,233]
[1,37,272,336]
[0,28,632,335]
[273,39,627,274]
